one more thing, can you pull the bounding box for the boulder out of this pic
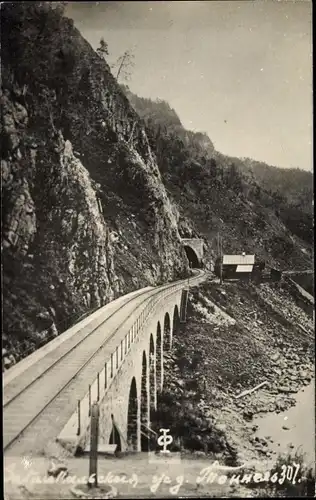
[3,356,12,369]
[278,386,292,393]
[47,462,68,477]
[217,423,227,432]
[270,352,280,362]
[193,450,206,457]
[243,410,254,421]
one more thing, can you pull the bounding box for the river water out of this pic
[253,380,315,469]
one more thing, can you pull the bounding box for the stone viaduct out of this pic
[57,273,205,454]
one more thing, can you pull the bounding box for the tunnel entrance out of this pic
[184,245,200,268]
[109,415,122,452]
[127,377,138,451]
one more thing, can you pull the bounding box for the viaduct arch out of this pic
[73,295,185,453]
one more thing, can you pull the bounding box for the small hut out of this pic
[215,253,255,281]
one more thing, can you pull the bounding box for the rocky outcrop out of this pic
[1,3,189,364]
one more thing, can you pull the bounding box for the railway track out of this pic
[3,287,153,408]
[3,270,206,455]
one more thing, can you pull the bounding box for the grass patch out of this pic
[251,449,315,497]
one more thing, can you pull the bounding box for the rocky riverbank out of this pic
[252,380,315,466]
[151,275,314,494]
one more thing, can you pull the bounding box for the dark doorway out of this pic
[184,245,200,268]
[127,377,138,451]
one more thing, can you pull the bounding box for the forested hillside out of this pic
[238,158,313,213]
[123,85,313,269]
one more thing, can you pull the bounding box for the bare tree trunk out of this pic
[116,53,127,82]
[127,121,136,145]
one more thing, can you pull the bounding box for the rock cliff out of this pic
[1,2,189,363]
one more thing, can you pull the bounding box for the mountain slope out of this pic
[1,3,189,361]
[123,86,313,269]
[1,3,312,367]
[237,158,313,213]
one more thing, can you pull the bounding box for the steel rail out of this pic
[3,270,205,453]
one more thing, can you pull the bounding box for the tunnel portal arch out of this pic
[184,245,200,268]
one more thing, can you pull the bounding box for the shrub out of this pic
[254,449,315,497]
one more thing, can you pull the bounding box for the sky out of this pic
[66,1,313,171]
